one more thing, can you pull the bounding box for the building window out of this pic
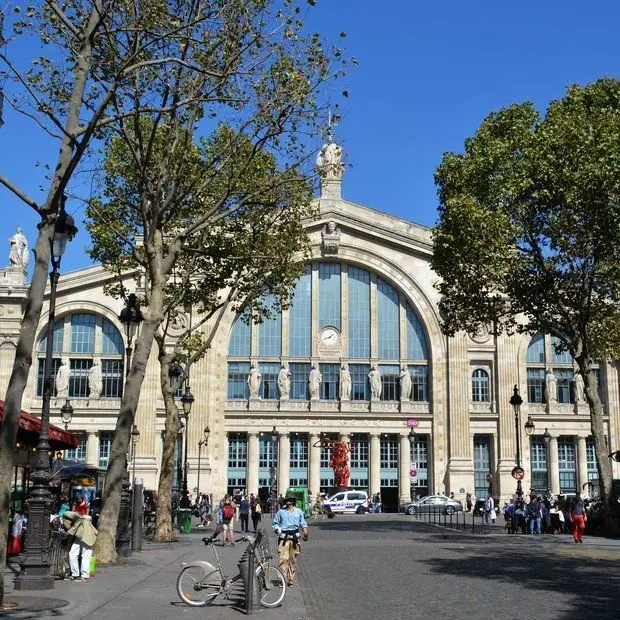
[380,438,398,469]
[320,445,332,469]
[406,304,427,360]
[379,364,400,401]
[98,432,113,469]
[102,319,124,355]
[320,363,339,400]
[319,263,341,329]
[258,296,282,357]
[471,369,490,402]
[348,267,370,358]
[290,437,308,468]
[37,320,64,354]
[350,438,368,469]
[586,438,598,482]
[69,359,93,398]
[558,437,577,493]
[36,358,61,397]
[258,362,280,400]
[228,434,248,468]
[473,435,491,499]
[289,363,310,400]
[258,436,277,469]
[70,314,96,353]
[349,364,370,401]
[65,433,87,462]
[409,366,428,402]
[228,311,252,356]
[289,268,312,357]
[228,362,250,399]
[530,437,549,492]
[526,333,545,363]
[527,368,545,403]
[410,436,428,489]
[551,336,572,364]
[554,369,574,404]
[377,278,400,359]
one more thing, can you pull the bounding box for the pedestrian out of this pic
[72,494,89,516]
[197,494,211,528]
[219,497,236,546]
[62,511,98,582]
[485,494,496,524]
[449,492,455,500]
[58,495,71,519]
[240,495,250,532]
[503,499,516,534]
[465,493,472,513]
[272,495,308,587]
[526,496,542,535]
[312,493,324,519]
[570,491,587,543]
[251,497,262,532]
[549,502,565,534]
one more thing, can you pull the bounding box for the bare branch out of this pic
[45,1,81,39]
[0,174,41,214]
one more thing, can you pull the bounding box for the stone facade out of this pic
[1,152,620,509]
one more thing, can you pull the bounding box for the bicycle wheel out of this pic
[256,564,286,608]
[176,566,220,607]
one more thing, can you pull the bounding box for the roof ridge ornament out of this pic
[316,137,344,200]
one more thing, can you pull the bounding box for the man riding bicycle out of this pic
[272,495,308,587]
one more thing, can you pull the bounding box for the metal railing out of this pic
[410,506,487,534]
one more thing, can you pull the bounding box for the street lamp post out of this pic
[60,399,74,431]
[180,384,195,497]
[15,196,77,591]
[509,385,525,502]
[131,424,141,484]
[270,425,279,516]
[543,427,552,493]
[119,293,143,380]
[197,426,210,497]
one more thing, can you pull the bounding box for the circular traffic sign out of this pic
[511,466,525,481]
[409,469,418,479]
[407,418,419,428]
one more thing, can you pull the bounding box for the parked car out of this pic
[323,490,369,514]
[400,494,463,516]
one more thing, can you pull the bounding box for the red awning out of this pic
[0,400,79,449]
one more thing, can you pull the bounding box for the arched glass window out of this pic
[228,311,252,356]
[377,278,399,359]
[36,313,124,398]
[526,333,545,363]
[551,336,572,364]
[289,268,312,357]
[472,369,490,402]
[258,296,282,357]
[406,304,427,360]
[347,266,370,358]
[319,263,341,329]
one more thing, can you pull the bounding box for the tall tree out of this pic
[432,79,620,527]
[0,1,246,602]
[85,1,344,559]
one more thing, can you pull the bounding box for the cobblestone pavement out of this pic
[297,513,620,620]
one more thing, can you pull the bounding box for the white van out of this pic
[323,490,369,514]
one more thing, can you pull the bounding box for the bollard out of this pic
[240,532,263,615]
[132,477,144,552]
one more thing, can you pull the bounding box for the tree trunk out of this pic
[576,355,616,533]
[93,310,162,563]
[153,349,180,542]
[0,221,55,606]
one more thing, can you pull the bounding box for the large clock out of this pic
[320,326,340,346]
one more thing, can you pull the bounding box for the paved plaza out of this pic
[3,515,620,619]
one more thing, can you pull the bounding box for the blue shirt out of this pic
[272,507,307,537]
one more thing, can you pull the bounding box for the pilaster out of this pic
[369,433,381,496]
[247,432,259,496]
[86,431,99,467]
[309,433,321,496]
[577,436,588,494]
[278,432,290,494]
[399,433,411,504]
[548,436,560,494]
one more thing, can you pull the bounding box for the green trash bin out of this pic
[177,508,192,534]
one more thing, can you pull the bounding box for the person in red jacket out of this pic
[73,494,89,516]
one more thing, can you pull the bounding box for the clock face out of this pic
[320,327,339,346]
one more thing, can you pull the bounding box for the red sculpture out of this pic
[329,440,351,488]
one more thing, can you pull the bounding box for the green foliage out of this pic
[433,79,620,359]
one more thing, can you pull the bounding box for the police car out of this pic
[323,490,369,514]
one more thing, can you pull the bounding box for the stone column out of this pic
[369,433,381,496]
[86,432,99,467]
[309,433,321,497]
[278,433,290,495]
[548,436,560,494]
[246,432,259,496]
[399,433,411,504]
[577,436,588,494]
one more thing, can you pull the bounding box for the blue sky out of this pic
[1,0,619,273]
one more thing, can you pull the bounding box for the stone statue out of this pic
[321,221,341,255]
[277,363,292,400]
[308,363,322,400]
[574,371,585,403]
[545,369,557,403]
[339,363,351,401]
[247,365,262,399]
[368,365,381,400]
[56,358,70,398]
[399,365,412,401]
[316,141,344,180]
[8,227,28,269]
[88,359,102,398]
